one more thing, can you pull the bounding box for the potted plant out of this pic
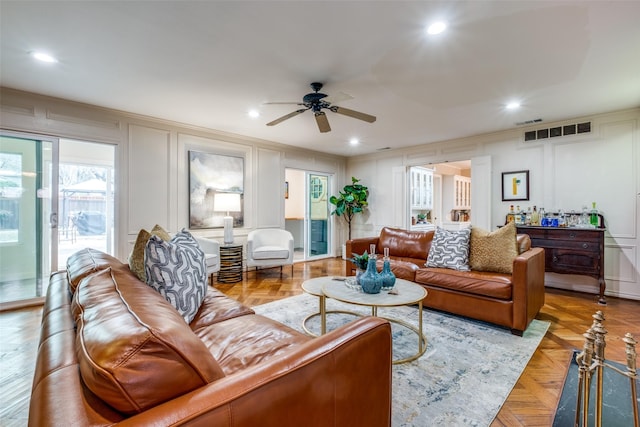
[350,251,369,284]
[329,176,369,241]
[350,251,369,271]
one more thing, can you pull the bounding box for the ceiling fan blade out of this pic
[315,111,331,133]
[323,91,354,104]
[330,106,377,123]
[266,108,308,126]
[263,102,305,105]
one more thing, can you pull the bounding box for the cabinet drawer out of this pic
[532,238,601,252]
[518,227,603,243]
[543,230,601,242]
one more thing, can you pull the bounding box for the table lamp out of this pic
[214,193,241,244]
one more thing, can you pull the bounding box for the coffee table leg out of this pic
[320,295,326,335]
[418,300,424,354]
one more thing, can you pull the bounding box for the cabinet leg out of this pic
[598,278,607,305]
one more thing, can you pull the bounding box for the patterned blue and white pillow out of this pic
[144,229,207,323]
[425,227,471,271]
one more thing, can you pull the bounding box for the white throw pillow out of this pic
[425,227,471,271]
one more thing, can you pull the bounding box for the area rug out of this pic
[553,350,639,426]
[254,293,549,426]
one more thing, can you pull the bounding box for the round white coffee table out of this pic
[301,276,428,364]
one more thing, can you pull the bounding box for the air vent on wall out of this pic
[524,121,591,142]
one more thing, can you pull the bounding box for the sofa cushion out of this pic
[190,288,255,330]
[416,267,513,300]
[66,248,126,294]
[71,267,225,414]
[252,245,290,260]
[128,224,171,282]
[425,227,471,271]
[378,227,433,261]
[470,222,518,274]
[377,259,420,281]
[145,229,207,323]
[193,314,310,375]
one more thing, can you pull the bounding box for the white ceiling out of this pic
[2,1,639,157]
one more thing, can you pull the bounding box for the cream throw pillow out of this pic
[128,224,171,282]
[469,222,518,274]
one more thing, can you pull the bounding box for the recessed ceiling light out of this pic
[349,138,359,145]
[248,109,260,118]
[31,51,57,63]
[506,102,521,110]
[426,21,447,35]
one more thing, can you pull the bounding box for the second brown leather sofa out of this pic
[345,226,545,335]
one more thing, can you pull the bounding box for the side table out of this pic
[217,244,243,283]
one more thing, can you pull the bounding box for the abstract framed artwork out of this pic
[188,151,244,229]
[501,170,529,201]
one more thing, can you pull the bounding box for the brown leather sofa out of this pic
[345,227,545,335]
[29,248,392,426]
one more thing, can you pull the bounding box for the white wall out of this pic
[2,88,638,300]
[0,88,347,261]
[345,108,640,300]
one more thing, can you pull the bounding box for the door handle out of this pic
[50,212,58,228]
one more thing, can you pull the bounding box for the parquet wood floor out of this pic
[1,257,639,426]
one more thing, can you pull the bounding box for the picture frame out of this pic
[501,170,529,201]
[188,150,244,229]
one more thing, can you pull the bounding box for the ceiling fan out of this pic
[265,82,376,133]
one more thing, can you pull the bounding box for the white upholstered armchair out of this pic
[246,229,294,276]
[194,236,220,285]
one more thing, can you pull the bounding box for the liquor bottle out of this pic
[506,205,515,224]
[581,206,590,227]
[525,207,532,225]
[590,202,599,227]
[531,206,539,226]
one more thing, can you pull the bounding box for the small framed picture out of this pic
[284,181,289,199]
[502,170,529,201]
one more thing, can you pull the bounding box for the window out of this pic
[310,176,325,201]
[0,152,22,244]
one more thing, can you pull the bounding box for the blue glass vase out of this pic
[360,257,382,294]
[380,257,396,290]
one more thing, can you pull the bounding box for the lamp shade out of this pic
[213,193,241,213]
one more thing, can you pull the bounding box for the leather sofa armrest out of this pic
[117,317,392,427]
[511,247,546,334]
[345,237,380,276]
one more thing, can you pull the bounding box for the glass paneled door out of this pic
[0,133,58,305]
[307,173,330,259]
